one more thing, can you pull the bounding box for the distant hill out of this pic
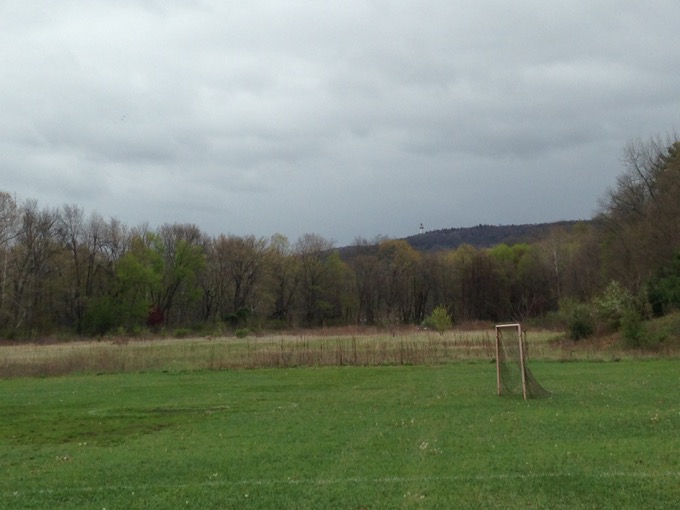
[402,221,585,251]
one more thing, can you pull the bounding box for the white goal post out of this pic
[495,323,549,400]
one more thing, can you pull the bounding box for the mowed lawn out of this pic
[1,360,679,509]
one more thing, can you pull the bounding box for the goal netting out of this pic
[495,323,550,399]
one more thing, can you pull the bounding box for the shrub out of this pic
[595,281,634,331]
[647,252,680,316]
[225,307,253,327]
[234,328,251,339]
[422,305,453,335]
[210,321,228,336]
[620,309,645,348]
[146,306,165,330]
[567,303,595,341]
[130,326,149,338]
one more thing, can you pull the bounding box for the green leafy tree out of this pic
[112,233,164,331]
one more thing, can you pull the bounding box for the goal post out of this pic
[495,323,549,399]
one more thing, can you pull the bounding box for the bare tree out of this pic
[8,200,60,334]
[266,233,299,325]
[0,192,20,318]
[295,233,335,325]
[210,234,269,325]
[153,223,205,326]
[598,134,680,290]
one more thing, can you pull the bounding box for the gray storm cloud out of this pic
[1,1,679,244]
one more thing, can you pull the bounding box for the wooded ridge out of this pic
[402,221,585,251]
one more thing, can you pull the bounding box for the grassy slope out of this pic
[1,360,679,509]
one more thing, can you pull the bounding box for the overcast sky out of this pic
[2,1,679,245]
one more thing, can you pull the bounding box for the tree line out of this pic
[1,135,679,340]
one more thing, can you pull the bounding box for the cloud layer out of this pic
[2,1,679,244]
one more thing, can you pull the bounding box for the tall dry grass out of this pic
[1,327,671,379]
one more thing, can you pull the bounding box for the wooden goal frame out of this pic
[495,323,528,400]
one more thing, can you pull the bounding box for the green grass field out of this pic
[1,359,679,509]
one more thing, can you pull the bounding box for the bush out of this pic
[422,305,453,335]
[621,309,645,348]
[647,252,680,316]
[595,281,633,331]
[234,328,251,339]
[567,303,595,341]
[173,328,192,339]
[225,307,253,327]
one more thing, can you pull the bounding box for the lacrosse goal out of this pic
[495,323,549,399]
